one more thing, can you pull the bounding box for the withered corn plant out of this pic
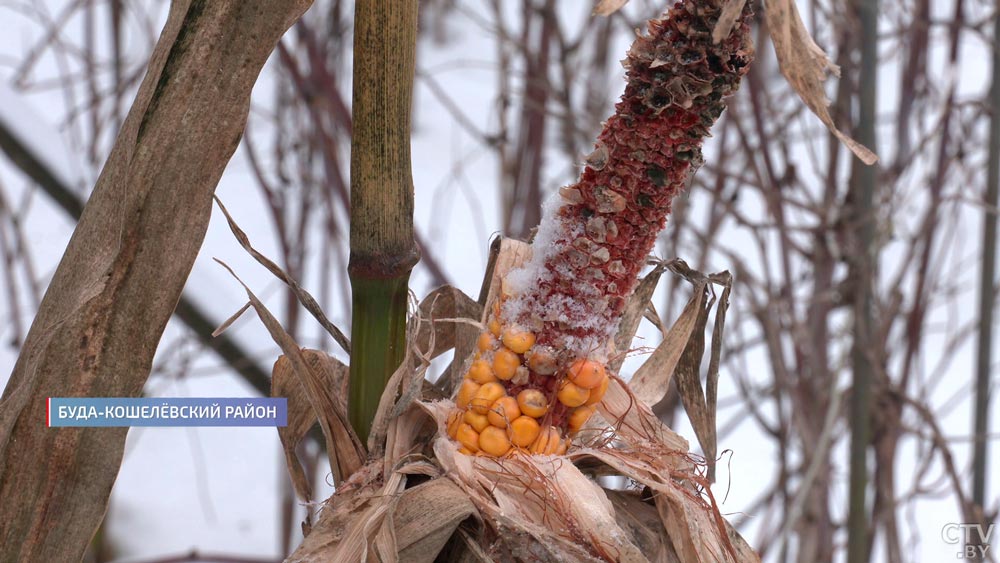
[226,0,773,560]
[2,0,992,560]
[210,0,892,558]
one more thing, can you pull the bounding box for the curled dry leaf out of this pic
[596,376,690,456]
[214,196,352,354]
[416,285,483,393]
[628,280,705,407]
[764,0,878,164]
[369,286,479,460]
[414,285,482,361]
[607,491,683,560]
[272,350,350,504]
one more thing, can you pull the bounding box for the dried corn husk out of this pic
[261,238,756,563]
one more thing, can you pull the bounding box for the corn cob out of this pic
[448,0,754,456]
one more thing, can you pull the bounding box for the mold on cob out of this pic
[446,0,754,457]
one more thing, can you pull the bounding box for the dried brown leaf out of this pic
[579,448,753,563]
[607,491,682,562]
[415,285,482,361]
[369,302,446,458]
[368,341,422,457]
[646,264,733,481]
[394,479,477,563]
[436,528,495,563]
[612,260,670,373]
[765,0,878,164]
[214,196,352,354]
[628,284,705,407]
[285,460,469,563]
[655,492,735,563]
[212,302,252,337]
[383,403,437,473]
[672,286,713,471]
[286,468,406,563]
[215,259,365,484]
[704,272,732,480]
[272,350,350,503]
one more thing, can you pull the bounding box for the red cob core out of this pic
[501,0,754,361]
[447,1,755,456]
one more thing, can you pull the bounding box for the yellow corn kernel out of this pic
[492,347,520,381]
[584,373,609,406]
[531,426,561,454]
[526,346,558,375]
[557,380,590,408]
[567,359,606,389]
[463,409,491,432]
[501,328,536,354]
[508,416,541,447]
[456,423,480,452]
[487,396,521,428]
[471,382,506,414]
[456,379,481,409]
[517,389,548,418]
[467,359,497,384]
[477,332,498,352]
[458,447,475,455]
[479,426,512,456]
[488,317,502,337]
[447,409,463,438]
[567,405,596,433]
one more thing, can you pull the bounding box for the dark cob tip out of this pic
[501,0,755,362]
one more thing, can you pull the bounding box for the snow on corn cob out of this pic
[447,0,753,457]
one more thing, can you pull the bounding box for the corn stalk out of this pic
[972,0,1000,555]
[347,0,421,442]
[847,0,879,561]
[0,1,312,560]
